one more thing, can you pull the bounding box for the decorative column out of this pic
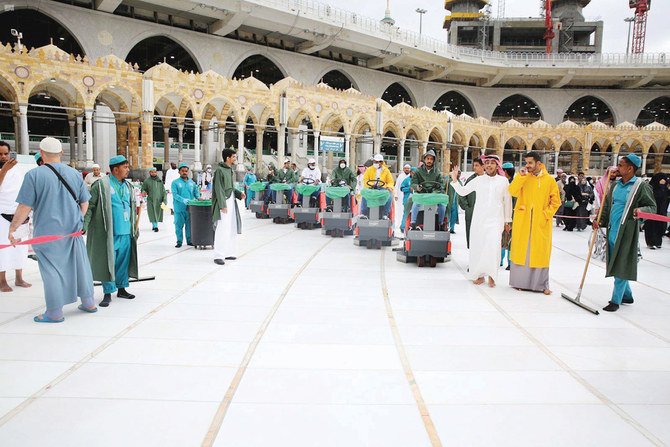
[462,146,469,173]
[373,133,381,154]
[18,105,28,155]
[127,121,140,169]
[553,150,560,175]
[237,124,245,165]
[288,129,298,163]
[76,116,84,165]
[570,152,580,174]
[641,152,648,176]
[418,141,426,160]
[202,123,209,167]
[254,125,263,169]
[177,123,184,162]
[344,134,351,167]
[68,120,76,164]
[163,127,170,169]
[193,120,201,171]
[116,121,128,157]
[140,111,153,168]
[313,131,320,166]
[349,136,357,167]
[398,139,406,173]
[217,124,225,163]
[84,109,94,166]
[277,124,286,170]
[443,144,451,174]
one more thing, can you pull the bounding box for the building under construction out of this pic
[444,0,604,54]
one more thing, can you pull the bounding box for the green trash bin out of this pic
[188,199,215,248]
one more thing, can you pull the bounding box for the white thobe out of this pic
[164,168,180,210]
[0,166,29,271]
[213,195,239,260]
[394,172,409,232]
[450,174,512,280]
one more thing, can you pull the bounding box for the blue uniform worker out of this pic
[243,170,257,208]
[102,174,132,295]
[171,163,200,247]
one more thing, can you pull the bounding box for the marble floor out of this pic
[0,206,668,447]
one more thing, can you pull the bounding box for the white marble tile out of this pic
[0,334,104,362]
[250,343,402,370]
[0,361,74,397]
[406,345,561,371]
[398,325,533,346]
[527,326,668,347]
[550,347,670,371]
[429,404,654,447]
[395,309,513,327]
[125,318,260,342]
[0,398,219,447]
[580,371,670,404]
[214,403,432,447]
[620,405,670,446]
[262,322,394,345]
[0,398,24,419]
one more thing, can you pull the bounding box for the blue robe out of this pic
[102,176,132,294]
[171,177,200,244]
[16,163,94,311]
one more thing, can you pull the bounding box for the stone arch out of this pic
[0,8,88,57]
[229,52,287,86]
[380,82,416,107]
[200,95,240,122]
[288,108,319,130]
[563,95,616,126]
[320,112,347,134]
[492,94,543,123]
[124,35,202,73]
[404,124,426,142]
[432,90,476,117]
[636,96,670,127]
[28,77,85,107]
[315,68,359,91]
[351,116,374,136]
[382,120,403,139]
[93,85,141,115]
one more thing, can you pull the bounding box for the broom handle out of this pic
[576,177,612,293]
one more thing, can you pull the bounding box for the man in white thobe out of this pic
[394,163,411,232]
[84,163,103,190]
[164,162,180,212]
[449,155,512,287]
[0,141,31,292]
[212,149,245,265]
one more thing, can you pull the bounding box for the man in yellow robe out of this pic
[508,151,561,295]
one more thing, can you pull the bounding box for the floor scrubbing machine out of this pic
[354,179,394,249]
[249,181,269,219]
[293,179,323,230]
[268,182,294,224]
[321,180,354,238]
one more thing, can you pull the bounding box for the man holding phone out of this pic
[0,141,31,292]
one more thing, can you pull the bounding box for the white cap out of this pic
[39,137,62,154]
[403,163,411,169]
[373,154,384,162]
[284,158,290,163]
[308,158,316,164]
[92,164,100,169]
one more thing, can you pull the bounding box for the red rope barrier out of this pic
[0,231,84,250]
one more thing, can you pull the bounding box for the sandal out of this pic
[78,304,98,313]
[33,314,65,323]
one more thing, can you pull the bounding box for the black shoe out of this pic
[505,265,510,271]
[648,246,656,250]
[152,228,158,232]
[175,242,182,248]
[187,242,194,246]
[225,257,237,260]
[214,259,225,265]
[28,254,38,261]
[99,294,111,307]
[602,302,620,312]
[622,296,634,304]
[450,230,456,234]
[117,288,135,299]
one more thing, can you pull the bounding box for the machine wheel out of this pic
[375,240,382,249]
[366,240,373,249]
[255,212,261,219]
[417,256,426,268]
[429,256,437,268]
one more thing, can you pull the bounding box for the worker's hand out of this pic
[504,223,511,233]
[7,231,19,246]
[241,193,246,200]
[221,208,228,214]
[0,158,17,174]
[633,208,640,219]
[592,220,600,230]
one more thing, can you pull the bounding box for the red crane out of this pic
[630,0,651,54]
[543,0,555,54]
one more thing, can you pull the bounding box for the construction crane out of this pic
[543,0,555,54]
[629,0,651,54]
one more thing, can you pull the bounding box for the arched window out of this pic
[320,70,355,90]
[564,96,614,126]
[433,91,474,116]
[126,36,200,73]
[492,95,542,123]
[232,55,285,86]
[637,97,670,127]
[27,93,69,138]
[381,83,414,107]
[0,9,84,55]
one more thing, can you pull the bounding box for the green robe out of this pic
[598,179,656,281]
[276,167,296,184]
[141,176,167,223]
[212,163,243,232]
[331,166,357,189]
[83,176,139,282]
[458,173,478,247]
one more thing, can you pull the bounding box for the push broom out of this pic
[560,177,612,315]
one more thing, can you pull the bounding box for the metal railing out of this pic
[250,0,668,67]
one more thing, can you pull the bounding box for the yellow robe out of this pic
[508,165,561,268]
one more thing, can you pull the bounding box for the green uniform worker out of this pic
[458,158,484,248]
[409,150,446,228]
[331,159,357,189]
[141,167,167,232]
[84,155,139,308]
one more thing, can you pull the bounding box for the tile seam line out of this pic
[201,237,334,447]
[450,255,665,447]
[0,226,299,429]
[380,248,444,447]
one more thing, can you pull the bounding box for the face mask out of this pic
[339,163,346,169]
[309,165,315,170]
[373,163,380,169]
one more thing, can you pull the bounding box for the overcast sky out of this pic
[327,0,669,54]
